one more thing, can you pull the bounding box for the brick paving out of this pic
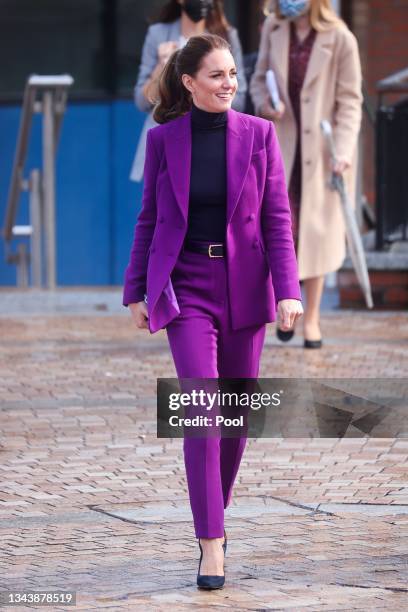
[0,289,407,610]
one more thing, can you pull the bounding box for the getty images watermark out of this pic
[168,387,282,428]
[157,378,408,439]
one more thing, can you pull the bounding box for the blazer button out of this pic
[305,159,312,165]
[303,97,310,103]
[159,216,165,224]
[304,128,311,134]
[248,213,255,221]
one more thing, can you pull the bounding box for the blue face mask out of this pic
[278,0,308,18]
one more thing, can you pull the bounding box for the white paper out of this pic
[266,69,281,109]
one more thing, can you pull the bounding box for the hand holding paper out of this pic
[258,70,285,121]
[266,69,281,110]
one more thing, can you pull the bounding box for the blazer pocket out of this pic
[251,147,266,161]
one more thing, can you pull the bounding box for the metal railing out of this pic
[1,74,73,288]
[377,67,408,99]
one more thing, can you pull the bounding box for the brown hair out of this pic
[265,0,343,31]
[154,0,231,40]
[153,33,231,124]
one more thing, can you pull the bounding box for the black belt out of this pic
[184,240,225,258]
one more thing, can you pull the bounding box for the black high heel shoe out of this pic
[197,539,225,590]
[304,338,323,349]
[276,327,294,342]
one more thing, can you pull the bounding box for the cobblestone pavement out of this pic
[0,289,407,610]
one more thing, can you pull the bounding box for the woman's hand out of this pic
[331,157,351,175]
[158,41,179,66]
[259,100,285,121]
[129,301,149,330]
[277,299,303,331]
[143,41,179,104]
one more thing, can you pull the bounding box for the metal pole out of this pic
[356,131,364,229]
[2,85,36,242]
[29,169,42,288]
[16,242,29,288]
[42,90,57,289]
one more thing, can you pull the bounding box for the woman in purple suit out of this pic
[123,33,303,590]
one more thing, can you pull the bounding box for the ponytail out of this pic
[153,50,192,124]
[153,33,231,124]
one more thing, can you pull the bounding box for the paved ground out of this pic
[0,288,407,610]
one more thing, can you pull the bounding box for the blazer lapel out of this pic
[226,109,254,225]
[269,22,335,108]
[164,109,253,225]
[270,21,290,104]
[302,28,335,91]
[164,112,191,222]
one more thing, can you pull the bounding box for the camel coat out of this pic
[250,14,363,280]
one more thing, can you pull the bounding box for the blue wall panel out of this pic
[0,100,145,287]
[56,102,111,285]
[111,100,145,285]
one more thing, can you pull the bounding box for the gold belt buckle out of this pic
[208,243,223,258]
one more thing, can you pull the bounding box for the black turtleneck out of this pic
[185,102,227,243]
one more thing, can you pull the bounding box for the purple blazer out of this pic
[123,108,301,333]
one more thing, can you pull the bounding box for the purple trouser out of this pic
[166,244,266,538]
